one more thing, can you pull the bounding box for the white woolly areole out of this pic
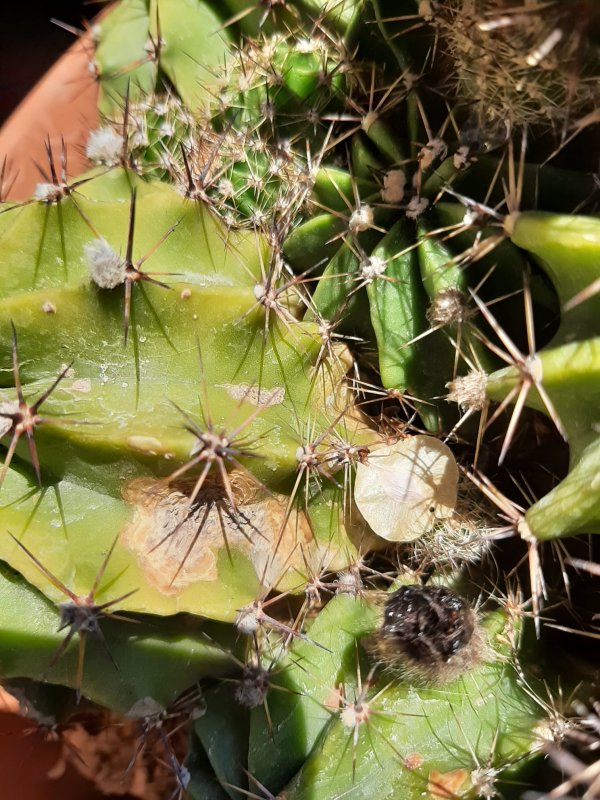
[419,138,448,170]
[453,145,472,170]
[295,37,317,54]
[335,569,362,596]
[253,283,267,301]
[34,183,63,203]
[85,127,122,166]
[406,195,429,219]
[446,371,488,411]
[349,205,374,234]
[361,256,387,282]
[84,239,126,289]
[340,705,363,728]
[382,170,406,203]
[235,605,259,635]
[353,435,458,542]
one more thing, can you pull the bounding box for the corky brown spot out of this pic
[121,473,313,594]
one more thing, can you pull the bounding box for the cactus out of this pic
[1,1,599,798]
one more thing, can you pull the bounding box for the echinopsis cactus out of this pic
[0,1,599,798]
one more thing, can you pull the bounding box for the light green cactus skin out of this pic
[94,0,231,115]
[1,0,600,797]
[487,212,600,540]
[192,594,552,800]
[0,561,237,713]
[0,172,371,625]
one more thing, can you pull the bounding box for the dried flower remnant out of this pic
[353,436,458,541]
[86,127,123,167]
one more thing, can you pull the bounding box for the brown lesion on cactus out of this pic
[427,768,469,799]
[120,471,314,595]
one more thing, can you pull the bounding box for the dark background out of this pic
[0,2,97,124]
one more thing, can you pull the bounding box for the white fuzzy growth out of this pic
[34,183,63,203]
[406,195,429,219]
[427,288,469,326]
[462,208,479,227]
[85,239,126,289]
[217,178,236,199]
[158,152,174,171]
[453,145,472,170]
[382,170,406,203]
[295,37,317,54]
[446,371,488,411]
[340,705,359,728]
[253,283,267,302]
[349,205,374,234]
[249,210,267,228]
[158,121,175,138]
[470,766,500,800]
[237,71,255,93]
[268,157,284,176]
[235,605,259,635]
[419,138,447,170]
[361,256,387,282]
[130,127,149,150]
[335,569,363,596]
[85,127,122,167]
[295,445,308,462]
[340,701,370,728]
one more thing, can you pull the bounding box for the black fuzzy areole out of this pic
[374,585,481,683]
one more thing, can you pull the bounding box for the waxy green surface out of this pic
[0,175,365,620]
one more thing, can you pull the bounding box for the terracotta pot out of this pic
[0,31,99,200]
[0,689,133,800]
[0,19,131,800]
